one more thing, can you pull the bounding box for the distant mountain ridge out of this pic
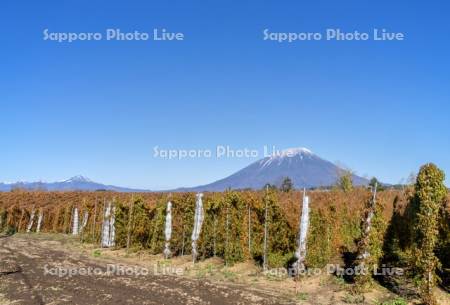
[1,148,370,192]
[0,175,149,192]
[178,147,369,191]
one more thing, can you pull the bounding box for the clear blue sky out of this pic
[1,1,449,189]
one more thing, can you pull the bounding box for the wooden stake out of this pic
[248,204,252,256]
[17,209,25,232]
[263,185,269,272]
[225,203,229,266]
[91,196,98,240]
[181,224,185,256]
[63,205,70,234]
[5,209,10,229]
[126,194,134,250]
[213,215,217,257]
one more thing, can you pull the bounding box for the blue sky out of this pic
[1,1,449,189]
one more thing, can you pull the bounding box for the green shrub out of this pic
[148,199,166,254]
[377,297,407,305]
[412,164,447,305]
[307,208,333,267]
[268,252,295,268]
[354,189,387,291]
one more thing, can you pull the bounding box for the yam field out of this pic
[0,188,448,271]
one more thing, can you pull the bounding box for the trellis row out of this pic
[1,189,398,273]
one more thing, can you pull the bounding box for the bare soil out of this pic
[1,234,447,305]
[0,234,296,305]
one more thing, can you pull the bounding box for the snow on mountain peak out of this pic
[65,175,92,183]
[260,147,314,168]
[277,147,313,157]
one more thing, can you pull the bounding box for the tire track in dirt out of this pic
[0,245,44,305]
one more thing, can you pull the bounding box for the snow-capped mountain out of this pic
[0,148,369,192]
[0,176,148,192]
[179,147,369,191]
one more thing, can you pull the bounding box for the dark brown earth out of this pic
[0,235,295,305]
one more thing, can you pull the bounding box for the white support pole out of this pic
[101,202,112,247]
[72,208,79,235]
[191,193,204,263]
[26,208,36,233]
[79,211,89,234]
[294,189,310,275]
[108,204,115,247]
[163,201,172,259]
[36,210,43,233]
[357,183,378,260]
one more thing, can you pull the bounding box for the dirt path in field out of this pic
[0,234,295,305]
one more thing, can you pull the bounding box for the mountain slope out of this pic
[181,148,368,191]
[0,176,149,192]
